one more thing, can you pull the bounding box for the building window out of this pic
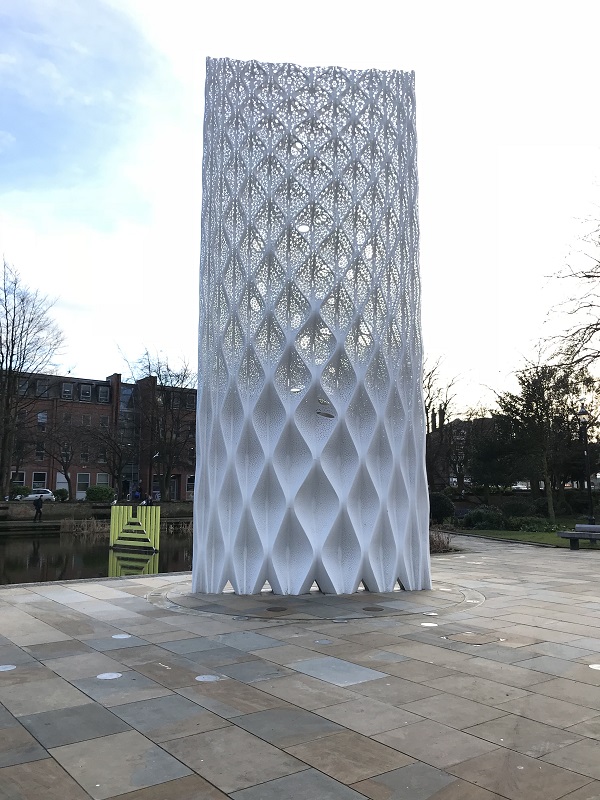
[98,386,110,403]
[61,442,71,460]
[37,411,47,431]
[79,384,91,402]
[96,473,110,486]
[185,392,195,409]
[32,472,47,489]
[81,414,91,427]
[171,393,181,409]
[100,415,109,428]
[76,473,90,493]
[62,382,73,400]
[186,474,195,496]
[80,449,89,463]
[11,471,25,486]
[97,449,107,463]
[36,441,45,461]
[36,379,49,398]
[62,412,72,425]
[18,379,28,397]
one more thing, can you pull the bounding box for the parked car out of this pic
[19,489,56,502]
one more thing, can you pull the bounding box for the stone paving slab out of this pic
[285,730,413,784]
[161,726,307,793]
[0,676,94,716]
[18,703,132,748]
[5,536,600,797]
[0,760,93,800]
[373,718,499,769]
[42,652,132,680]
[315,695,423,735]
[235,706,343,747]
[230,768,366,799]
[448,747,591,800]
[109,694,231,742]
[286,655,387,687]
[0,724,50,767]
[112,775,230,800]
[464,713,584,757]
[71,670,172,707]
[243,673,357,710]
[49,729,193,800]
[351,761,456,799]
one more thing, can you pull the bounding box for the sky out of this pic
[1,0,599,412]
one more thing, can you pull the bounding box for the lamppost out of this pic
[151,452,160,502]
[578,401,595,525]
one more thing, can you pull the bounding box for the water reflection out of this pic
[108,549,160,577]
[0,533,192,584]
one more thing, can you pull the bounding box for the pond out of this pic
[0,532,193,584]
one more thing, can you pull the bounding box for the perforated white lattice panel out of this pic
[193,57,430,594]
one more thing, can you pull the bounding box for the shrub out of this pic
[462,505,504,530]
[472,485,503,496]
[430,529,453,552]
[9,484,31,500]
[164,520,193,537]
[429,492,455,524]
[54,488,68,502]
[505,516,556,532]
[471,520,501,530]
[565,493,593,514]
[85,486,116,502]
[60,518,109,536]
[533,496,577,517]
[533,497,550,517]
[501,499,534,517]
[553,499,573,516]
[452,507,470,524]
[443,486,464,501]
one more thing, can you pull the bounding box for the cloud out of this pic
[0,0,162,195]
[0,131,15,153]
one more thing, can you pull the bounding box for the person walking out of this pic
[33,496,43,523]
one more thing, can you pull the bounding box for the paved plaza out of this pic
[3,537,600,798]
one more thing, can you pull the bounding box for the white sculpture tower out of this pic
[194,57,430,594]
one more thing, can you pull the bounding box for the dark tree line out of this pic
[428,361,597,523]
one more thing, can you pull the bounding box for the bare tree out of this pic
[42,412,92,501]
[423,357,460,488]
[88,422,137,500]
[132,351,197,501]
[0,261,64,498]
[9,423,35,486]
[423,357,458,435]
[553,220,600,366]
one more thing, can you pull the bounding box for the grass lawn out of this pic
[454,528,600,548]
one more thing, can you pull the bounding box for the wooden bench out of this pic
[558,524,600,550]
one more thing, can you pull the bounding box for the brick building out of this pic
[9,371,196,501]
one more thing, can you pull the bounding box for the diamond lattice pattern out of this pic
[194,57,430,594]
